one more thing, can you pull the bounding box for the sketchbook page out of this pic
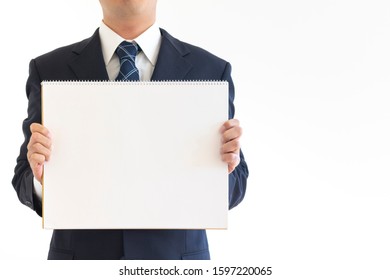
[42,81,228,229]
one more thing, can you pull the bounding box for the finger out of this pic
[28,155,44,183]
[220,119,240,134]
[221,152,240,164]
[29,132,52,150]
[29,153,46,166]
[222,126,242,143]
[221,152,240,174]
[30,123,51,138]
[32,168,43,184]
[228,164,235,174]
[221,139,241,154]
[29,143,52,161]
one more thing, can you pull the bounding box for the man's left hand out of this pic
[220,119,242,174]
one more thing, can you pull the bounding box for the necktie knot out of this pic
[115,41,140,81]
[116,41,138,62]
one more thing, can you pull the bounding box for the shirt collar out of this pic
[99,21,161,67]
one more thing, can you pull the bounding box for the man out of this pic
[12,0,248,260]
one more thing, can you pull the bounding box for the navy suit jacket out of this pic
[12,28,248,260]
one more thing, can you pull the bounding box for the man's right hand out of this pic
[27,123,52,184]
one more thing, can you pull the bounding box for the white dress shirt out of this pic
[99,21,161,81]
[33,21,162,200]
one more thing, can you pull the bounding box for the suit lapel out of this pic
[151,29,193,81]
[68,29,109,81]
[67,28,192,81]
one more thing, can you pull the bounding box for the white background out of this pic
[1,0,390,279]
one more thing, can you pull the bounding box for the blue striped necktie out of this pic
[115,41,140,81]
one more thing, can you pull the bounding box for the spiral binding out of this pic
[41,80,228,86]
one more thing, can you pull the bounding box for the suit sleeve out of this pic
[12,59,43,217]
[221,62,249,210]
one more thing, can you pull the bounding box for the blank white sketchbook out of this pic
[41,81,228,229]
